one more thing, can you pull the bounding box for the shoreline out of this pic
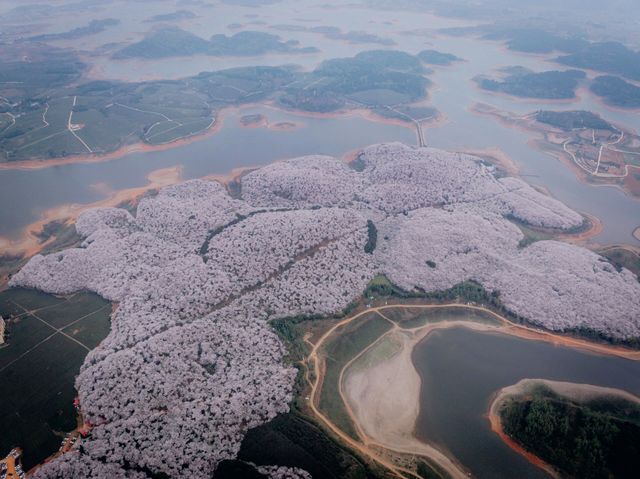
[0,101,426,171]
[311,303,640,479]
[472,79,582,106]
[342,320,492,479]
[0,166,183,257]
[456,146,520,176]
[0,102,440,258]
[487,379,640,479]
[0,164,260,270]
[0,103,241,171]
[469,102,640,199]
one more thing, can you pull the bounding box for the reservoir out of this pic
[1,6,639,245]
[0,106,415,238]
[412,326,640,479]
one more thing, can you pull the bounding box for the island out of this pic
[417,49,462,66]
[590,75,640,109]
[472,104,640,198]
[476,67,586,99]
[279,50,431,113]
[28,19,120,42]
[464,25,640,82]
[270,24,395,46]
[0,48,438,163]
[5,143,639,478]
[491,379,640,478]
[113,28,318,59]
[145,10,197,23]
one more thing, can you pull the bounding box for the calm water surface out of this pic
[0,107,414,237]
[413,326,640,479]
[1,4,639,245]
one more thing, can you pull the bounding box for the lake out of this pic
[1,2,639,245]
[413,326,640,478]
[0,106,415,238]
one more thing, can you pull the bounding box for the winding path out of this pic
[304,302,640,479]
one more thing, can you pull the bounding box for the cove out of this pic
[412,326,640,478]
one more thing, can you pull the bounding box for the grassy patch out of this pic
[597,247,640,278]
[381,305,500,330]
[512,221,554,248]
[346,334,402,374]
[319,312,392,439]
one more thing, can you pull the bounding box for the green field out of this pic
[380,305,500,330]
[0,288,110,470]
[1,48,436,160]
[0,66,295,161]
[236,412,379,479]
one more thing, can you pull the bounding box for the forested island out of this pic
[270,24,395,46]
[590,76,640,109]
[476,68,585,99]
[280,50,431,112]
[417,49,462,65]
[462,25,640,82]
[534,110,614,131]
[0,46,439,162]
[28,19,120,42]
[113,28,318,59]
[145,10,197,22]
[496,380,640,479]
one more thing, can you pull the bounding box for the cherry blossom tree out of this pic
[12,143,639,478]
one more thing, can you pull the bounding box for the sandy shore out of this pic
[471,102,640,199]
[457,146,520,176]
[342,322,483,479]
[335,304,640,479]
[488,379,640,478]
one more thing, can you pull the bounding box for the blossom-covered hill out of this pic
[11,143,640,478]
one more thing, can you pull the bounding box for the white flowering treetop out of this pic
[11,143,639,478]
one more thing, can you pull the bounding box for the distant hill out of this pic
[145,10,197,23]
[113,28,317,59]
[534,110,613,131]
[29,19,119,42]
[478,27,640,82]
[418,49,462,65]
[477,68,585,99]
[113,27,211,58]
[590,76,640,108]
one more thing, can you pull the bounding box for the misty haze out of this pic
[0,1,639,478]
